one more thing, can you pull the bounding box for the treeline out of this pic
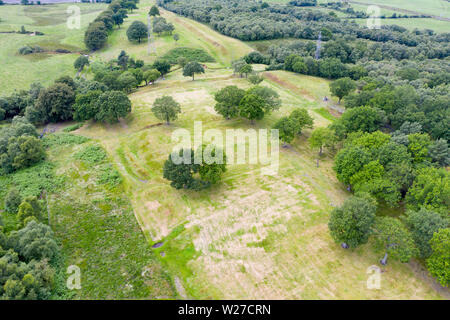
[84,0,138,51]
[157,0,450,54]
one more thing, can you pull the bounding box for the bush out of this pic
[4,188,22,214]
[74,144,107,165]
[42,133,89,148]
[161,47,215,64]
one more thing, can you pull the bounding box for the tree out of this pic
[196,144,227,185]
[117,71,137,93]
[163,148,199,190]
[74,56,89,72]
[173,34,180,42]
[339,106,386,134]
[406,167,449,217]
[273,117,297,146]
[143,69,161,85]
[373,217,417,264]
[117,50,129,70]
[126,21,148,43]
[239,94,265,123]
[0,136,45,173]
[152,96,181,124]
[407,133,431,164]
[149,5,160,16]
[406,209,448,259]
[309,127,334,156]
[4,188,22,214]
[73,90,102,121]
[214,86,245,120]
[239,64,253,78]
[330,77,356,104]
[428,139,449,167]
[94,91,132,124]
[328,195,376,248]
[289,108,313,135]
[427,228,450,287]
[34,83,75,123]
[334,145,370,186]
[17,196,42,226]
[183,62,205,81]
[232,59,246,76]
[84,21,108,51]
[246,86,281,114]
[112,13,124,28]
[152,59,171,76]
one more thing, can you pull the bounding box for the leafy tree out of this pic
[239,64,253,78]
[94,91,132,124]
[373,217,417,264]
[340,106,386,134]
[246,86,281,114]
[117,50,129,70]
[149,5,160,16]
[126,21,148,43]
[143,69,161,85]
[117,71,138,93]
[406,167,449,217]
[84,21,108,51]
[406,209,448,259]
[334,145,370,186]
[407,133,431,164]
[173,33,180,42]
[232,59,246,76]
[428,139,449,167]
[34,83,75,123]
[4,189,22,214]
[17,196,42,226]
[309,127,334,156]
[273,117,297,146]
[183,61,205,80]
[112,12,124,28]
[289,108,313,135]
[427,228,450,287]
[73,90,102,121]
[330,77,356,104]
[152,59,171,76]
[214,86,245,120]
[74,56,89,72]
[163,148,199,190]
[177,57,188,68]
[196,144,227,185]
[239,94,265,123]
[0,136,45,173]
[151,96,181,124]
[328,195,376,248]
[9,221,58,262]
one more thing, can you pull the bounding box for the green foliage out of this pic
[42,133,89,148]
[151,96,181,124]
[407,133,431,163]
[161,47,214,65]
[328,195,376,248]
[152,59,171,75]
[143,69,161,85]
[74,144,107,165]
[406,167,449,217]
[62,123,85,133]
[239,94,265,122]
[126,21,148,43]
[426,228,450,287]
[428,139,450,167]
[273,117,297,145]
[330,77,356,103]
[84,21,108,51]
[248,74,264,85]
[339,106,387,134]
[214,86,246,120]
[289,108,314,135]
[97,165,122,189]
[0,136,45,174]
[74,56,89,71]
[94,91,132,124]
[405,209,448,259]
[374,217,417,263]
[34,83,76,124]
[17,196,43,227]
[149,5,160,16]
[334,145,370,186]
[4,188,21,214]
[309,127,334,155]
[73,90,102,121]
[183,62,205,80]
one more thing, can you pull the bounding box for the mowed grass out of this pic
[75,64,443,299]
[0,3,107,94]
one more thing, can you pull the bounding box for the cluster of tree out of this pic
[214,85,281,123]
[157,0,449,55]
[163,145,227,190]
[1,187,61,299]
[84,0,136,51]
[273,109,314,146]
[153,16,175,36]
[329,193,449,286]
[0,117,44,174]
[289,0,317,7]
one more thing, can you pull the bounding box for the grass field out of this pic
[1,0,447,300]
[0,3,107,94]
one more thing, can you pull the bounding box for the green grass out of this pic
[0,3,107,94]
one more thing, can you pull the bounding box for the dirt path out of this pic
[347,0,450,22]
